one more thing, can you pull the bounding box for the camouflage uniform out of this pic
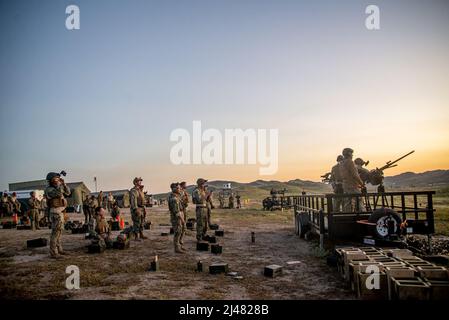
[330,161,344,212]
[10,196,21,215]
[111,205,120,220]
[206,191,213,227]
[340,157,363,212]
[28,196,41,230]
[192,185,207,241]
[107,194,114,212]
[45,181,70,257]
[236,195,241,209]
[228,195,234,209]
[179,188,189,244]
[168,189,185,252]
[83,197,91,223]
[1,195,10,217]
[98,192,104,209]
[130,184,147,239]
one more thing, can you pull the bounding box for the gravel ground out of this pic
[0,206,354,300]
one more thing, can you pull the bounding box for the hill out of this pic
[153,170,449,200]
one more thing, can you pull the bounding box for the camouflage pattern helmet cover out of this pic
[342,148,354,157]
[196,178,207,185]
[46,172,60,181]
[133,177,143,185]
[336,155,344,162]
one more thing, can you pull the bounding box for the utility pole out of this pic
[94,177,97,193]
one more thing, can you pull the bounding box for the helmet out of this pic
[46,172,60,181]
[170,182,179,191]
[342,148,354,157]
[133,177,143,185]
[336,155,344,162]
[196,178,207,185]
[354,158,366,166]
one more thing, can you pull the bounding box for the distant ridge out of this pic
[153,170,449,199]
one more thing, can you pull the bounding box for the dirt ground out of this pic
[0,206,354,300]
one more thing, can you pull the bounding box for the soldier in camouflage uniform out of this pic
[1,192,10,218]
[330,155,344,212]
[98,191,104,209]
[28,191,41,230]
[340,148,364,212]
[192,178,208,241]
[228,194,234,209]
[129,177,148,240]
[168,183,187,253]
[44,172,71,259]
[236,194,241,209]
[10,192,21,215]
[179,181,189,245]
[205,186,214,228]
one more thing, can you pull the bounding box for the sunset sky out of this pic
[0,0,448,193]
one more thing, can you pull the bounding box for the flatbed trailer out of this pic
[291,191,436,253]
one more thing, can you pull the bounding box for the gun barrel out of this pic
[378,150,415,171]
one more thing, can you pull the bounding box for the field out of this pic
[0,205,353,300]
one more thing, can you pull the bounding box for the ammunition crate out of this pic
[423,278,449,300]
[209,224,219,230]
[264,265,283,278]
[390,277,431,300]
[215,230,224,237]
[196,241,209,251]
[87,243,105,254]
[111,221,120,231]
[211,244,222,254]
[356,271,388,300]
[209,263,229,275]
[17,225,32,230]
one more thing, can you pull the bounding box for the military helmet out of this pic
[170,182,179,191]
[133,177,143,185]
[46,172,60,181]
[336,155,344,162]
[342,148,354,157]
[354,158,366,166]
[180,181,187,187]
[196,178,207,185]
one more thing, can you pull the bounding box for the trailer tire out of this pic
[295,211,310,238]
[368,208,402,239]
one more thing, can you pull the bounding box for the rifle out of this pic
[321,172,332,183]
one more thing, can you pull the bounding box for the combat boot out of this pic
[175,246,185,254]
[139,231,148,239]
[133,232,141,241]
[180,246,188,252]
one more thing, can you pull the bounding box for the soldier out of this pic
[111,202,120,221]
[10,192,21,215]
[354,158,371,188]
[129,177,148,241]
[1,192,10,218]
[28,191,41,230]
[44,172,71,259]
[168,183,187,253]
[205,186,214,228]
[107,192,114,212]
[218,193,224,209]
[236,194,241,209]
[40,196,48,225]
[179,181,188,247]
[192,178,208,241]
[95,207,111,240]
[98,191,104,209]
[83,195,91,224]
[228,194,234,209]
[330,155,344,212]
[339,148,364,212]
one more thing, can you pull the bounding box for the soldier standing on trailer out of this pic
[330,155,344,212]
[340,148,364,212]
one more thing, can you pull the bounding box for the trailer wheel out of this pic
[295,211,310,238]
[368,208,402,239]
